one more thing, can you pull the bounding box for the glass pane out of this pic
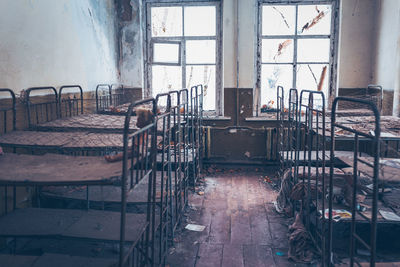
[262,5,295,36]
[151,7,182,37]
[261,64,293,108]
[153,43,180,64]
[297,39,330,62]
[186,65,216,110]
[297,5,332,35]
[152,66,182,97]
[296,64,329,94]
[186,40,215,64]
[262,39,293,63]
[184,6,216,36]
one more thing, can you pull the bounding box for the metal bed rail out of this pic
[328,97,380,267]
[155,92,172,265]
[190,85,203,185]
[169,90,184,233]
[297,90,327,264]
[0,88,16,135]
[58,85,84,118]
[111,84,128,108]
[0,89,17,215]
[120,97,158,267]
[0,99,158,267]
[276,85,285,176]
[287,88,299,179]
[180,89,190,209]
[26,87,59,128]
[95,84,112,113]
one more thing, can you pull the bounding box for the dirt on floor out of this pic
[166,169,315,267]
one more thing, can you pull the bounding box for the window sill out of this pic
[203,116,231,121]
[245,115,277,122]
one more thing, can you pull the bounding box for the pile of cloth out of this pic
[288,213,315,263]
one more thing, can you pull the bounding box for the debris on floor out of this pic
[185,224,206,232]
[274,169,293,216]
[288,213,315,263]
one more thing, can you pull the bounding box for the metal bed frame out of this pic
[111,84,127,108]
[154,93,172,265]
[169,90,184,233]
[58,85,84,118]
[95,84,112,113]
[297,90,328,265]
[121,97,160,267]
[328,97,380,267]
[26,86,59,128]
[180,89,190,209]
[0,99,159,266]
[276,85,285,176]
[287,88,299,178]
[96,84,128,114]
[190,85,203,185]
[0,88,17,215]
[0,88,16,135]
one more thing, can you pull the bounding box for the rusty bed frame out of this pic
[275,86,398,266]
[0,85,204,266]
[0,98,162,267]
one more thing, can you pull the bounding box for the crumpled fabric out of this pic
[290,181,322,201]
[288,213,315,263]
[275,169,293,215]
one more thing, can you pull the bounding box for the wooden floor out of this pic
[167,171,299,267]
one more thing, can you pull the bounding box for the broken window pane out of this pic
[186,40,216,64]
[186,65,216,110]
[261,64,293,107]
[297,5,332,35]
[151,65,182,97]
[262,39,294,63]
[297,38,330,62]
[153,43,180,64]
[184,6,216,36]
[296,64,329,95]
[151,7,182,37]
[262,5,295,36]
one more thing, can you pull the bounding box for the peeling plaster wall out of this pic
[0,0,119,94]
[338,0,376,88]
[373,0,400,91]
[119,0,143,89]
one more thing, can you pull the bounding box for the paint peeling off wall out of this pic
[0,0,119,94]
[119,0,143,89]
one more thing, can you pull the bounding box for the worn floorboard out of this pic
[166,171,295,267]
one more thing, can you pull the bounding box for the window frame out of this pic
[253,0,340,116]
[143,0,223,115]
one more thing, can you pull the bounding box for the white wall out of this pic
[338,0,376,88]
[373,0,400,91]
[223,0,255,89]
[0,0,119,94]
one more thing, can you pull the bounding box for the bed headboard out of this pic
[59,85,84,118]
[0,89,16,134]
[26,87,58,128]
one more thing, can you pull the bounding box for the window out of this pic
[145,2,222,113]
[254,0,339,115]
